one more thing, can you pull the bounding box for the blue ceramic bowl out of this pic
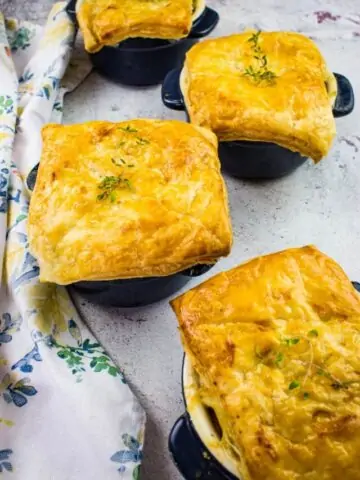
[26,167,215,308]
[72,264,214,307]
[169,282,360,479]
[162,68,355,179]
[66,0,219,86]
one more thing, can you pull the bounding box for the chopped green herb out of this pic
[284,337,300,346]
[136,137,150,145]
[303,392,310,399]
[308,329,319,337]
[97,174,132,202]
[111,157,126,166]
[111,158,135,168]
[119,125,138,133]
[289,380,300,390]
[243,30,277,86]
[275,352,284,367]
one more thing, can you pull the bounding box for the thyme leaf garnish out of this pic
[274,352,284,366]
[119,125,138,133]
[112,157,126,166]
[136,137,150,145]
[111,157,134,168]
[308,329,319,337]
[243,31,277,86]
[289,380,300,390]
[284,337,300,346]
[97,175,132,202]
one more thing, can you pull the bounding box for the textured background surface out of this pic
[1,0,360,478]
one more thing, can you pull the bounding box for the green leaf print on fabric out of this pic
[133,465,141,480]
[10,26,35,52]
[50,320,126,383]
[0,96,14,115]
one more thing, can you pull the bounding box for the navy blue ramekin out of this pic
[162,68,355,179]
[72,264,214,307]
[169,281,360,479]
[169,356,238,480]
[26,169,215,307]
[66,0,219,86]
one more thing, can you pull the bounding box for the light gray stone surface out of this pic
[1,0,360,479]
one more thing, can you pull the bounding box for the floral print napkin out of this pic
[0,3,146,479]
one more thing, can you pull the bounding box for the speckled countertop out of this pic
[1,0,360,478]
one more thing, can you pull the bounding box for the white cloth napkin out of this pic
[0,3,146,479]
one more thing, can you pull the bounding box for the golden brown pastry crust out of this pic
[77,0,202,53]
[181,32,337,161]
[28,120,232,285]
[171,246,360,480]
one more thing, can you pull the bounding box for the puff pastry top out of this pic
[77,0,204,53]
[28,120,231,285]
[171,246,360,480]
[181,32,337,161]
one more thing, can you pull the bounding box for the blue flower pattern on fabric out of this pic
[9,231,39,290]
[36,61,61,100]
[0,5,145,478]
[2,376,37,408]
[18,70,34,84]
[0,168,9,214]
[12,344,42,373]
[0,449,13,473]
[0,313,21,345]
[111,434,143,476]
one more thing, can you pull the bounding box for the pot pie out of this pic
[171,246,360,480]
[180,31,338,161]
[28,119,232,285]
[76,0,205,53]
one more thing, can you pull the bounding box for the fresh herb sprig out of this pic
[111,157,134,168]
[97,175,132,202]
[243,31,277,86]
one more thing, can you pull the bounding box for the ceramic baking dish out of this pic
[170,279,360,479]
[162,67,354,179]
[26,153,216,309]
[66,0,219,86]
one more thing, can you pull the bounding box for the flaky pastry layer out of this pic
[181,32,337,161]
[77,0,204,53]
[171,246,360,480]
[28,120,232,285]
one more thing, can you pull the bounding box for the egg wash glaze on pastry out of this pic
[28,120,232,285]
[180,31,337,161]
[171,245,360,480]
[76,0,205,53]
